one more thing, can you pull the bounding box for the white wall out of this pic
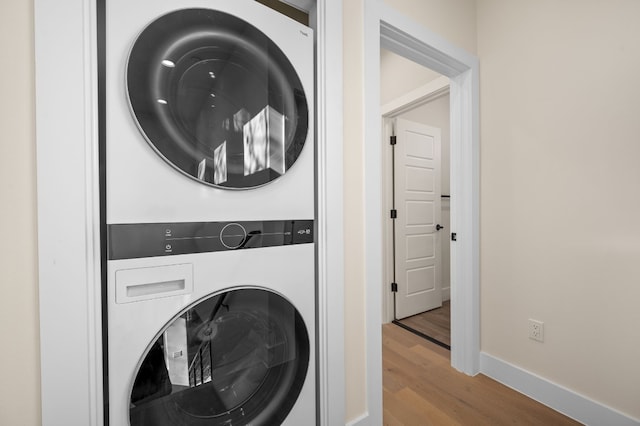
[477,0,640,419]
[0,1,41,426]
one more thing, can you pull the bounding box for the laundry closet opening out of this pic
[97,1,317,425]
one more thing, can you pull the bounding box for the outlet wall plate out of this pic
[529,319,544,342]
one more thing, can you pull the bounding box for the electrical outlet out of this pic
[528,319,544,342]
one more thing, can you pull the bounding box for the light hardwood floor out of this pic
[383,323,582,425]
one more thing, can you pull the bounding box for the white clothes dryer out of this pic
[105,0,314,224]
[106,220,315,425]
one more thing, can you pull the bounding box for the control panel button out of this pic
[220,223,247,249]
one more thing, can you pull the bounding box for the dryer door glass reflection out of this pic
[127,8,309,189]
[129,288,309,425]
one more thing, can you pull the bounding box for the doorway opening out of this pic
[361,6,480,422]
[381,49,452,350]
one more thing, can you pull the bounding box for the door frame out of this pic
[362,1,479,423]
[382,76,450,324]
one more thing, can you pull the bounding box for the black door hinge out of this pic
[390,209,397,219]
[451,232,457,241]
[391,282,398,292]
[390,136,397,145]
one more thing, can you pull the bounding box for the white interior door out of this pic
[393,118,442,319]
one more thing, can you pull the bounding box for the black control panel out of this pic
[108,220,314,260]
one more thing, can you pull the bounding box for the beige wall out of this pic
[0,1,41,426]
[343,0,367,421]
[380,48,441,105]
[383,0,477,55]
[477,0,640,419]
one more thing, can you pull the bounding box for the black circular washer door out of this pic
[127,8,309,189]
[129,288,310,425]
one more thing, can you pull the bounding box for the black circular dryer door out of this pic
[127,8,309,189]
[129,288,310,426]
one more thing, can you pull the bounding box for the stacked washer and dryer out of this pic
[102,1,315,425]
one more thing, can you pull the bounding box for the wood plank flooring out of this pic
[383,323,582,425]
[396,301,451,347]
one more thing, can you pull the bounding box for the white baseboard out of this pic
[345,412,369,426]
[480,352,640,426]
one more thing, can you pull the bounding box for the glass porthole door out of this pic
[129,288,310,426]
[127,8,309,189]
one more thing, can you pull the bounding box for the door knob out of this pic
[436,224,444,231]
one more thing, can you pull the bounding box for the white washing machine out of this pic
[101,1,316,425]
[107,224,315,426]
